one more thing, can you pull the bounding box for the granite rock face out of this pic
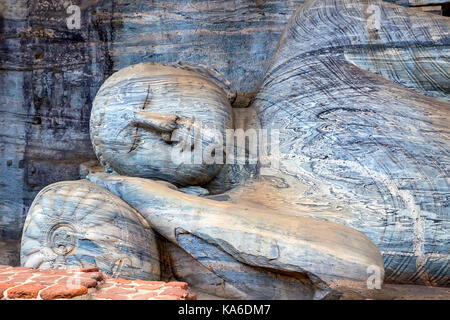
[0,0,114,252]
[20,180,160,280]
[90,62,234,186]
[87,172,384,299]
[249,0,449,285]
[0,0,307,264]
[1,0,448,293]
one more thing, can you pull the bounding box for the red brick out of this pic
[110,278,132,284]
[160,287,188,298]
[38,270,70,277]
[137,284,164,291]
[94,293,129,300]
[57,276,98,288]
[27,281,53,287]
[33,269,56,274]
[40,284,88,300]
[7,284,46,299]
[133,292,158,300]
[78,277,98,288]
[0,282,20,299]
[0,271,13,276]
[96,282,114,289]
[9,275,34,283]
[33,271,60,277]
[134,279,165,285]
[11,269,36,275]
[82,272,104,281]
[154,295,181,300]
[78,267,99,273]
[67,267,99,273]
[13,267,33,271]
[166,281,188,289]
[18,268,36,272]
[31,276,62,284]
[10,270,35,277]
[0,265,194,300]
[185,293,197,300]
[103,287,136,295]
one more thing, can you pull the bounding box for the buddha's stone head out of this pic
[90,63,235,186]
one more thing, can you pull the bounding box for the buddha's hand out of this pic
[87,172,385,292]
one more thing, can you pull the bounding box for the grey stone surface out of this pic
[81,0,450,289]
[2,0,449,295]
[20,179,160,280]
[0,0,442,265]
[87,172,384,299]
[0,0,307,264]
[249,0,449,285]
[90,63,234,186]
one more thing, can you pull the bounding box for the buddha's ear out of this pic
[174,63,237,104]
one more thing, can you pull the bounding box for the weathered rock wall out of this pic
[0,0,446,266]
[0,0,307,265]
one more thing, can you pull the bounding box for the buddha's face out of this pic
[90,63,234,186]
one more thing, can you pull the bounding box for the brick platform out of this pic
[0,265,196,300]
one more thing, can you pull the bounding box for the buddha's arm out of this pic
[87,172,384,291]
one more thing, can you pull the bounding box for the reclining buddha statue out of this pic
[20,0,449,299]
